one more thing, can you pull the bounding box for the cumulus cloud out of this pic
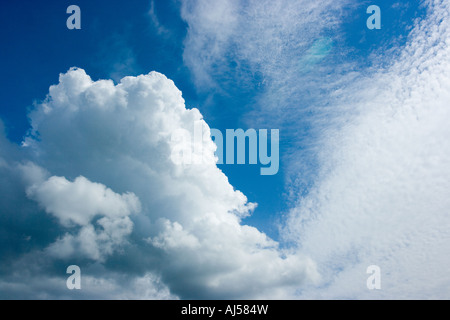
[27,175,140,228]
[0,67,318,299]
[26,175,140,261]
[283,0,450,299]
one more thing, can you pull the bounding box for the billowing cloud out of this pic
[27,175,140,228]
[26,174,140,261]
[0,67,318,299]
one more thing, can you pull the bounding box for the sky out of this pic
[0,0,449,299]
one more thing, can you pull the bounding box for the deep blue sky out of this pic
[0,0,425,239]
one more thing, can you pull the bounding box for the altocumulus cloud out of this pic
[0,68,318,299]
[283,0,450,299]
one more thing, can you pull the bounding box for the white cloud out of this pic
[15,67,318,298]
[283,0,450,299]
[180,0,351,121]
[24,174,139,261]
[27,175,140,228]
[23,173,140,261]
[181,0,345,83]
